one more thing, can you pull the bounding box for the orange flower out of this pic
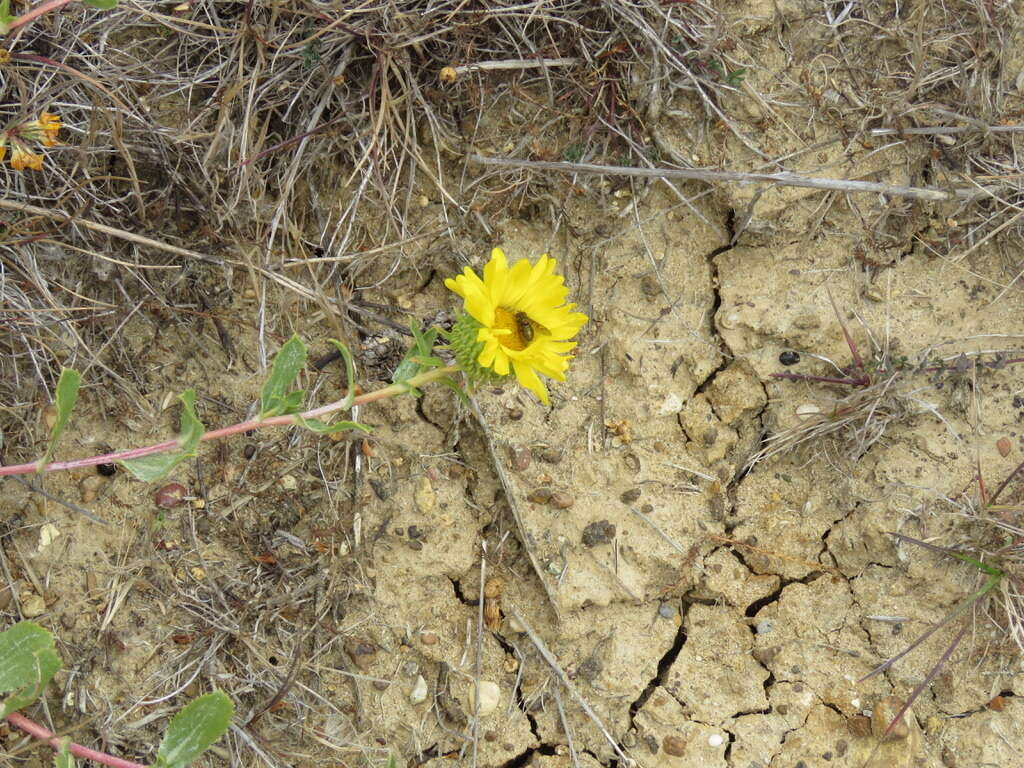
[10,140,43,171]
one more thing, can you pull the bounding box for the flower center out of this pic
[494,307,538,351]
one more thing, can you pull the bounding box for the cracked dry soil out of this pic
[6,8,1024,768]
[11,182,1023,768]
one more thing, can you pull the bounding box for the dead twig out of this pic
[467,154,995,202]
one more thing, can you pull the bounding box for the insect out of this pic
[514,311,534,343]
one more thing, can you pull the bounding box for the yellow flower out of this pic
[10,139,43,171]
[445,248,588,404]
[37,112,61,147]
[21,112,61,147]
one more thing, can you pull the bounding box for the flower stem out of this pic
[5,713,147,768]
[5,0,78,32]
[0,365,460,477]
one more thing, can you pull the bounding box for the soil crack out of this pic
[627,598,688,720]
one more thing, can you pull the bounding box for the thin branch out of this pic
[467,154,993,202]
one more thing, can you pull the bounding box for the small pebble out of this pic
[468,681,501,716]
[871,695,910,740]
[549,491,574,509]
[370,478,391,500]
[663,735,686,756]
[657,603,676,620]
[154,482,187,509]
[509,446,531,472]
[420,631,438,646]
[372,680,389,691]
[708,733,724,747]
[345,639,377,670]
[996,437,1011,458]
[779,351,801,366]
[527,488,553,504]
[539,447,562,464]
[795,403,822,418]
[507,407,524,421]
[620,488,641,504]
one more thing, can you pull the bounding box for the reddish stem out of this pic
[5,712,146,768]
[5,0,77,32]
[0,366,458,477]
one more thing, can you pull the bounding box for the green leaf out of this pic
[54,737,75,768]
[259,335,308,418]
[392,322,443,393]
[0,621,62,717]
[37,368,81,470]
[155,691,234,768]
[83,0,118,8]
[946,550,1004,578]
[121,390,205,482]
[0,0,14,34]
[294,416,371,435]
[327,339,358,410]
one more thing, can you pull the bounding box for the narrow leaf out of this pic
[259,335,307,418]
[327,339,358,409]
[155,691,234,768]
[121,390,205,482]
[83,0,118,8]
[0,621,62,717]
[294,416,371,435]
[37,368,81,470]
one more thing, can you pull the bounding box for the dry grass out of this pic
[3,1,1024,766]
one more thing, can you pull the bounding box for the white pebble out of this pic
[410,675,428,704]
[468,681,501,717]
[659,393,684,415]
[796,403,822,418]
[708,733,724,747]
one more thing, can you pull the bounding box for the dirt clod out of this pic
[581,520,616,547]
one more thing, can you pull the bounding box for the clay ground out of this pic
[3,2,1024,768]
